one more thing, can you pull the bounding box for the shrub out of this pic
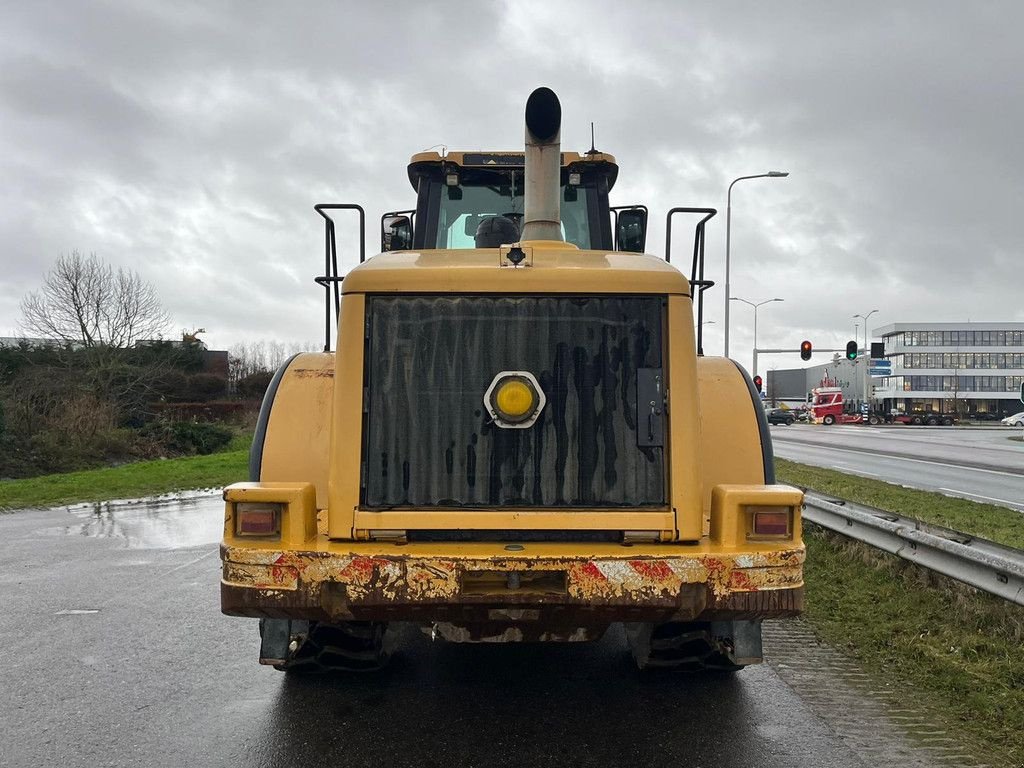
[185,373,228,402]
[172,422,233,454]
[139,421,234,456]
[149,400,252,423]
[237,371,273,400]
[154,370,189,402]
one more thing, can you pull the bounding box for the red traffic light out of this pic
[800,340,812,361]
[753,375,763,393]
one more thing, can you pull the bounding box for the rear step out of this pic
[625,620,762,672]
[260,619,391,673]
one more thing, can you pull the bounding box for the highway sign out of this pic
[869,359,891,368]
[869,368,891,377]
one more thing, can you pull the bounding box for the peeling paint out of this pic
[292,368,335,378]
[222,545,804,614]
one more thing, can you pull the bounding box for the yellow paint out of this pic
[256,352,334,509]
[325,294,365,539]
[695,357,769,529]
[350,508,676,534]
[224,482,317,546]
[708,484,803,549]
[237,243,804,604]
[220,537,803,607]
[666,295,705,540]
[340,250,690,295]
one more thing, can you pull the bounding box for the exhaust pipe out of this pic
[521,87,563,242]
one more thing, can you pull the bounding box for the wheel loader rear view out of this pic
[220,87,804,672]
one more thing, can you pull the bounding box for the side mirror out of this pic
[615,207,647,253]
[382,215,413,251]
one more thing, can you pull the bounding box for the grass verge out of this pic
[776,457,1024,549]
[778,458,1024,764]
[0,438,250,510]
[804,528,1024,766]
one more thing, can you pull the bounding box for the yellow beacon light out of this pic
[484,371,547,428]
[495,379,534,419]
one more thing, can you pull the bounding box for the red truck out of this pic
[809,386,864,425]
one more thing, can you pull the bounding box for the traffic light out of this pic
[800,340,812,361]
[753,375,763,393]
[846,340,858,360]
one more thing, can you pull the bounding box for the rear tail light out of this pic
[235,502,282,537]
[747,506,792,539]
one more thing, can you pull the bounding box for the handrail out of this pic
[665,207,717,355]
[313,204,365,352]
[801,490,1024,606]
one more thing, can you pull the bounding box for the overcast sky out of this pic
[2,1,1021,372]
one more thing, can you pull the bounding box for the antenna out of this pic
[585,122,599,155]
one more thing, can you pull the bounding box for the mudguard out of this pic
[250,352,335,510]
[695,357,775,522]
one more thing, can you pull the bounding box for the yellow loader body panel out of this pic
[224,88,801,669]
[232,244,803,631]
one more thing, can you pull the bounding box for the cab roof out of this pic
[407,150,619,191]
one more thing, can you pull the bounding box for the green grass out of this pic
[778,457,1024,764]
[804,529,1024,766]
[0,439,250,510]
[776,457,1024,550]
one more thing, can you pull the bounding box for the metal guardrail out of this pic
[802,491,1024,607]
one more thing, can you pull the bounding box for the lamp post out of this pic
[731,296,784,376]
[724,170,789,358]
[853,309,879,409]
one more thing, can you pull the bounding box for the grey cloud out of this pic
[1,0,1022,363]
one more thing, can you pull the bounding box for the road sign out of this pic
[869,369,891,377]
[869,359,891,368]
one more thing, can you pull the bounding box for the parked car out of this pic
[1002,411,1024,427]
[765,408,796,426]
[972,412,1002,422]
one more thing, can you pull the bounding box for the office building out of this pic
[872,322,1024,417]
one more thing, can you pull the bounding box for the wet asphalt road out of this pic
[0,497,951,768]
[772,424,1024,512]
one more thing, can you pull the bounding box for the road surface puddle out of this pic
[58,491,223,549]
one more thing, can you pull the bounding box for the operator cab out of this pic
[381,151,647,253]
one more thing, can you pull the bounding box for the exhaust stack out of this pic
[521,87,563,242]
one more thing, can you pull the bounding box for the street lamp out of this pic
[731,296,784,376]
[853,309,879,408]
[724,170,789,358]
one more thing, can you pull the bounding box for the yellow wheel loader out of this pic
[220,87,803,672]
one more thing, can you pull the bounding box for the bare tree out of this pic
[228,339,316,389]
[16,251,177,414]
[20,251,170,347]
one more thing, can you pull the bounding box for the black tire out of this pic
[265,620,391,673]
[926,416,939,426]
[942,417,953,426]
[823,415,835,425]
[912,415,923,425]
[868,415,881,425]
